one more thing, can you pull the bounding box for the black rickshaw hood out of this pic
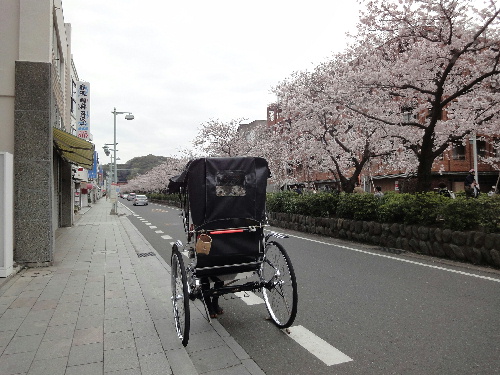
[171,157,270,228]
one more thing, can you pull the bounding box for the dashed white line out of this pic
[149,226,157,229]
[145,222,152,225]
[155,230,164,234]
[286,325,352,366]
[232,291,353,368]
[161,235,172,240]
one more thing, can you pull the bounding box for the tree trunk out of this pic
[415,147,435,192]
[414,115,439,192]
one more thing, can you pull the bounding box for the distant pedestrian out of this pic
[472,180,480,198]
[464,169,475,197]
[438,182,454,198]
[374,186,384,198]
[353,183,364,194]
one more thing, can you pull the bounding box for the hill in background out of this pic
[102,154,170,183]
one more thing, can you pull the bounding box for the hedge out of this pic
[266,191,500,233]
[146,192,180,206]
[145,191,499,233]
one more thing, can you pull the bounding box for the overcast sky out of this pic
[62,0,361,164]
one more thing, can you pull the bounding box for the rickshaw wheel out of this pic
[262,241,298,328]
[171,245,190,346]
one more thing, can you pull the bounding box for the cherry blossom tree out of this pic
[272,0,499,192]
[124,152,194,193]
[192,118,270,158]
[272,57,403,193]
[191,118,295,188]
[125,0,500,194]
[343,0,500,191]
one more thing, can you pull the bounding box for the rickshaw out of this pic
[168,157,298,346]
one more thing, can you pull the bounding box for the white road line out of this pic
[155,230,164,233]
[161,235,172,239]
[145,222,152,225]
[234,291,264,305]
[282,232,500,283]
[149,226,157,229]
[286,325,352,366]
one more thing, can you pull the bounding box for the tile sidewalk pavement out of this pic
[0,199,265,375]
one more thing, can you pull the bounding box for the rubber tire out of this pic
[171,246,190,346]
[262,241,298,328]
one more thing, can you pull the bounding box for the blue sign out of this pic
[88,152,98,179]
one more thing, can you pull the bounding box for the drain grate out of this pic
[137,252,156,258]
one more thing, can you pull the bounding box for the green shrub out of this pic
[266,190,499,233]
[266,191,297,213]
[402,192,449,226]
[479,195,500,232]
[146,192,180,206]
[337,193,379,221]
[439,195,500,232]
[294,192,339,217]
[377,191,409,223]
[266,191,339,217]
[439,196,480,231]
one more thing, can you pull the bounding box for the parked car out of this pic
[122,193,128,199]
[127,193,136,201]
[133,195,148,206]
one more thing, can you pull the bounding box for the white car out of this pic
[133,195,148,206]
[127,193,137,201]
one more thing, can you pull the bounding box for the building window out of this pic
[401,106,416,122]
[451,142,466,160]
[477,140,487,157]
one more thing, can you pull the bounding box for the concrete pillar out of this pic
[60,159,73,227]
[14,61,54,266]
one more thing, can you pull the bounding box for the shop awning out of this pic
[53,128,94,169]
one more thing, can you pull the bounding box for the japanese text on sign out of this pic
[76,81,90,139]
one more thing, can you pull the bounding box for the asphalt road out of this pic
[119,199,500,375]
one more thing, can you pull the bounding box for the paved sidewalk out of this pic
[0,199,264,375]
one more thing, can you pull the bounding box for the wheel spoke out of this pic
[262,241,297,328]
[171,248,190,346]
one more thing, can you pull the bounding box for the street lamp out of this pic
[102,145,112,194]
[110,108,134,215]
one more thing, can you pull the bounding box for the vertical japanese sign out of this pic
[77,81,90,139]
[88,151,98,179]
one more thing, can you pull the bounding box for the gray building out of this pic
[0,0,94,275]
